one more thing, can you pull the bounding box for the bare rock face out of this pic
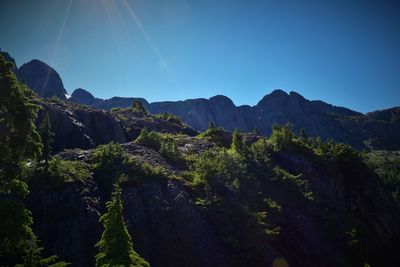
[36,101,127,152]
[35,99,197,153]
[28,179,102,267]
[17,60,67,100]
[28,178,231,267]
[122,180,231,267]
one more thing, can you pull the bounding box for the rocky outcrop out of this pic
[28,179,102,267]
[123,180,231,267]
[35,99,197,153]
[36,101,126,152]
[17,60,67,100]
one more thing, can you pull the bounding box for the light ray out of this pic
[120,0,181,91]
[44,0,73,91]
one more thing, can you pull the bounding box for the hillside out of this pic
[26,121,400,267]
[1,52,400,267]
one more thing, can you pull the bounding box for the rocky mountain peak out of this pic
[257,89,290,107]
[16,59,67,100]
[70,88,95,105]
[289,91,306,100]
[209,95,235,107]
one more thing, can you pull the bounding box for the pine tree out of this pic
[95,184,150,267]
[208,121,216,130]
[231,129,243,153]
[39,112,54,167]
[299,128,308,142]
[0,55,65,265]
[252,127,260,135]
[15,237,68,267]
[0,54,40,263]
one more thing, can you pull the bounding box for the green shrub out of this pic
[135,128,161,150]
[191,147,246,188]
[198,123,225,145]
[119,157,168,186]
[363,151,400,202]
[90,142,169,192]
[155,112,183,124]
[272,166,314,201]
[269,124,295,151]
[90,142,127,197]
[131,100,148,115]
[251,138,272,164]
[159,137,181,163]
[135,130,183,163]
[30,158,91,190]
[110,107,122,112]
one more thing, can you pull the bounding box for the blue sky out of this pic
[1,0,399,113]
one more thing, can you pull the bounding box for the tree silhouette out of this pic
[95,183,150,267]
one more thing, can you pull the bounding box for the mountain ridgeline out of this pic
[69,88,400,150]
[6,53,399,151]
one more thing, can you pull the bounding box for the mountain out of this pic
[17,59,68,100]
[1,51,68,100]
[70,88,400,151]
[69,88,150,110]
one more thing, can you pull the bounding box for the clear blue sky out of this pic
[1,0,399,113]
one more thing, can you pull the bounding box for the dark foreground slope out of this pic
[26,123,400,267]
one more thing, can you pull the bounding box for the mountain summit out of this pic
[17,59,67,100]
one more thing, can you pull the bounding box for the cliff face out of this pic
[28,178,231,267]
[122,180,231,267]
[35,99,197,153]
[28,179,102,267]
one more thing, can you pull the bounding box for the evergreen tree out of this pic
[15,237,68,267]
[208,121,216,129]
[0,55,65,265]
[231,129,243,153]
[252,127,260,135]
[95,184,150,267]
[0,54,41,263]
[299,128,308,142]
[39,112,54,167]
